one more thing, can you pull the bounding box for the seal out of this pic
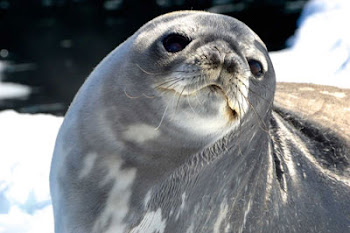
[50,11,350,233]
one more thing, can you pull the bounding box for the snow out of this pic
[0,62,31,100]
[1,0,350,232]
[270,0,350,88]
[0,83,31,100]
[0,111,62,233]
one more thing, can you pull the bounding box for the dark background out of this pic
[0,0,307,115]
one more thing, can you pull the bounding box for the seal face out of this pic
[125,11,275,139]
[50,11,350,233]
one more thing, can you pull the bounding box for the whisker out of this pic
[136,63,162,75]
[235,89,243,156]
[143,93,156,99]
[250,77,275,92]
[154,79,184,92]
[186,85,198,115]
[154,77,182,89]
[124,88,141,99]
[136,62,212,76]
[176,86,187,113]
[155,104,169,130]
[154,74,202,91]
[193,75,203,105]
[236,77,271,103]
[236,86,270,134]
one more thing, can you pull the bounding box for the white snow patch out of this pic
[0,110,63,233]
[0,205,54,233]
[270,0,350,88]
[0,62,31,99]
[320,90,346,98]
[298,87,315,91]
[0,83,31,99]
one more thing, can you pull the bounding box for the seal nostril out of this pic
[225,62,237,74]
[210,53,221,67]
[223,54,239,74]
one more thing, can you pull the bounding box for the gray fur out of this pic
[50,11,350,233]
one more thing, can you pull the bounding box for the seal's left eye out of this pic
[162,34,191,53]
[248,59,264,78]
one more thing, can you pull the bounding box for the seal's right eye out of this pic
[162,34,191,53]
[248,59,264,78]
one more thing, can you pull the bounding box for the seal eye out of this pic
[248,59,264,78]
[162,34,191,53]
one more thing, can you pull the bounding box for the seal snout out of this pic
[199,45,248,120]
[204,44,242,78]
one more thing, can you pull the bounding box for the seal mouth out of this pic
[156,83,238,120]
[207,84,238,119]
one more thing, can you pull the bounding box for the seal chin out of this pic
[206,84,239,120]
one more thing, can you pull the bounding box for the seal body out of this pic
[50,11,350,233]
